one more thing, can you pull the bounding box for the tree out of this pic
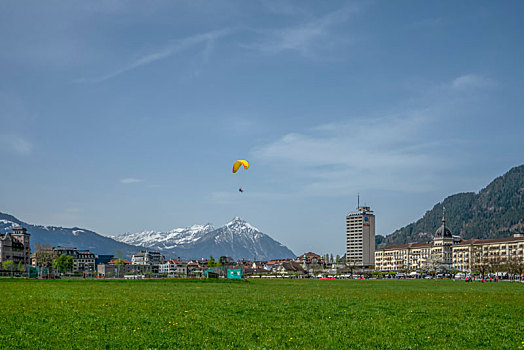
[423,253,443,276]
[336,254,341,263]
[505,254,524,280]
[34,243,55,268]
[116,249,123,260]
[208,256,216,267]
[330,254,334,264]
[344,257,361,275]
[53,254,74,274]
[486,254,503,275]
[471,246,488,278]
[2,260,14,272]
[17,261,25,273]
[114,259,125,266]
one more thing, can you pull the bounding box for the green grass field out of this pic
[0,279,522,349]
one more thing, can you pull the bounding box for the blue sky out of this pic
[1,1,523,255]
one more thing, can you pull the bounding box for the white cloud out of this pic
[244,5,358,58]
[120,178,143,184]
[253,111,441,195]
[451,74,495,90]
[251,73,495,196]
[76,28,233,83]
[0,135,33,155]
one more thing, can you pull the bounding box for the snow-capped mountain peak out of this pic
[225,217,259,232]
[112,217,295,260]
[113,223,215,250]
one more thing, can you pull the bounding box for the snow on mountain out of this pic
[113,224,215,250]
[0,219,18,233]
[114,217,296,260]
[0,212,143,257]
[1,211,295,261]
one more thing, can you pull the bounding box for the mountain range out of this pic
[0,212,139,257]
[0,213,295,261]
[113,217,295,261]
[381,164,524,247]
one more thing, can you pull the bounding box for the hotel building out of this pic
[346,206,375,268]
[375,212,524,272]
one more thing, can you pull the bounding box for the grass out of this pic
[0,278,522,349]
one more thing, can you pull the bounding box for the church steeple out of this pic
[436,206,452,238]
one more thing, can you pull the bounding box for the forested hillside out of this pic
[383,165,524,246]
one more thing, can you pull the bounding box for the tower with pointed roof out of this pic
[431,207,454,270]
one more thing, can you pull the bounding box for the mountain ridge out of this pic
[0,213,296,261]
[382,165,524,246]
[0,212,142,257]
[114,217,296,261]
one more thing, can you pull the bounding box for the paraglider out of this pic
[232,160,249,173]
[233,160,249,193]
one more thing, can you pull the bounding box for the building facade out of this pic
[97,262,151,278]
[131,251,165,266]
[346,206,375,268]
[0,226,31,266]
[159,259,188,276]
[375,213,524,273]
[452,235,524,272]
[53,247,96,273]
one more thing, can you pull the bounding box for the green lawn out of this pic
[0,279,522,349]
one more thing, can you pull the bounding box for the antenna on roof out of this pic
[357,193,360,209]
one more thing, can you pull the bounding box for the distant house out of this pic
[0,226,31,266]
[296,252,322,265]
[52,247,96,273]
[95,254,114,266]
[264,259,292,272]
[159,259,187,277]
[277,261,306,275]
[131,251,165,266]
[186,260,203,276]
[97,259,151,278]
[75,250,96,272]
[237,260,267,275]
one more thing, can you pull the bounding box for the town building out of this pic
[264,259,292,273]
[97,261,151,278]
[452,235,524,272]
[346,205,375,268]
[53,247,96,273]
[431,212,459,270]
[375,211,524,273]
[131,251,165,266]
[159,259,188,277]
[0,226,31,266]
[277,261,306,275]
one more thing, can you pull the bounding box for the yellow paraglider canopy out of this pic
[232,160,249,173]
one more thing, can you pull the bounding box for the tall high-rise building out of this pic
[346,205,375,268]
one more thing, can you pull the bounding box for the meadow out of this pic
[0,278,522,349]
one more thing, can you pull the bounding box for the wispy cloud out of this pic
[120,178,143,184]
[451,74,495,90]
[244,5,358,58]
[0,135,33,155]
[259,1,310,17]
[253,111,438,195]
[252,74,496,196]
[76,28,232,83]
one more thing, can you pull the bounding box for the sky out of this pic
[1,1,523,256]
